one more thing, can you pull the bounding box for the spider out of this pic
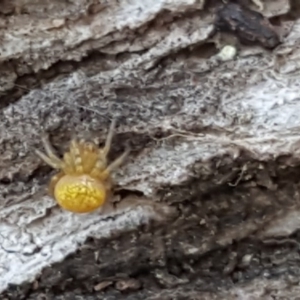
[35,120,129,213]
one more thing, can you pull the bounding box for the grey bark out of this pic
[1,0,300,299]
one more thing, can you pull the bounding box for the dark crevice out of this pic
[288,0,300,20]
[114,189,145,200]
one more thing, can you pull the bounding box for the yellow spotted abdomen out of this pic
[54,174,107,213]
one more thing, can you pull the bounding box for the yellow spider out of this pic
[35,120,129,213]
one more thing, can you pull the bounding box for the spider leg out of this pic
[90,159,107,179]
[69,139,84,174]
[35,149,62,169]
[62,152,76,174]
[102,119,116,156]
[100,148,130,180]
[40,134,63,165]
[81,142,99,173]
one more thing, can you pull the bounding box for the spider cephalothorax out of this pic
[36,120,129,213]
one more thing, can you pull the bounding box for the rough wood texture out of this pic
[2,0,300,299]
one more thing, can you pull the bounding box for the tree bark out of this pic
[1,0,300,299]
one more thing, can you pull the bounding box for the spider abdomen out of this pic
[54,174,107,213]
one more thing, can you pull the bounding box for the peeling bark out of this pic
[1,0,300,299]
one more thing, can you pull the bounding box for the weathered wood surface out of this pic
[1,0,300,299]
